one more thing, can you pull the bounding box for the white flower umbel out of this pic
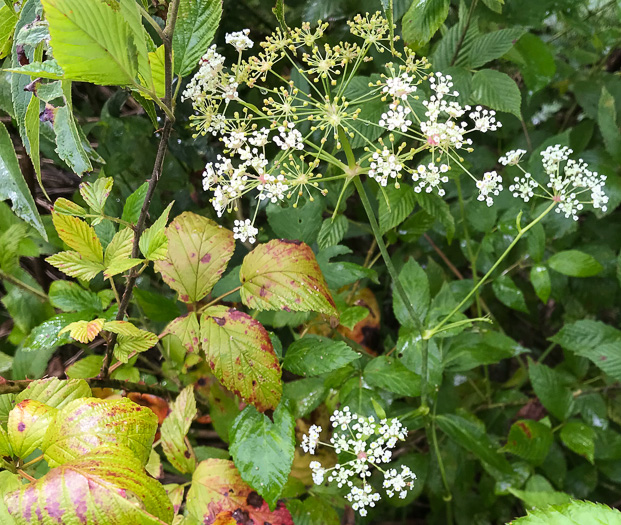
[500,146,608,220]
[412,163,449,196]
[302,407,415,517]
[233,219,258,244]
[369,147,403,187]
[379,105,412,132]
[225,29,254,52]
[476,171,503,207]
[273,122,304,150]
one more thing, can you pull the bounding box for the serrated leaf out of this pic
[283,336,360,376]
[52,197,87,217]
[7,399,56,459]
[402,0,450,49]
[104,321,159,363]
[393,258,430,327]
[471,69,521,118]
[46,250,105,280]
[468,27,526,68]
[529,359,574,420]
[49,280,102,312]
[79,177,113,214]
[173,0,222,77]
[60,318,105,344]
[161,386,197,474]
[187,459,293,524]
[0,424,12,458]
[317,215,348,250]
[272,0,287,31]
[15,378,91,408]
[0,5,19,59]
[42,397,158,467]
[139,202,173,261]
[0,470,20,525]
[5,447,173,525]
[20,314,85,353]
[229,404,295,509]
[493,274,528,313]
[52,103,93,176]
[104,226,134,265]
[364,356,421,396]
[0,122,45,238]
[547,250,603,277]
[560,421,595,463]
[414,191,455,242]
[65,355,103,379]
[287,497,340,525]
[502,419,553,465]
[379,184,416,233]
[52,213,103,262]
[154,212,235,303]
[201,306,282,412]
[598,87,621,163]
[530,265,551,303]
[240,239,337,317]
[550,320,621,382]
[509,500,621,524]
[122,182,148,225]
[24,94,44,196]
[162,313,200,354]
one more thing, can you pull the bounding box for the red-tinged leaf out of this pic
[53,197,86,217]
[161,386,197,474]
[186,459,293,525]
[5,447,173,525]
[7,400,57,459]
[79,177,113,215]
[155,212,235,303]
[60,318,105,343]
[240,240,337,317]
[200,306,282,412]
[15,378,92,409]
[161,313,200,354]
[126,393,170,426]
[502,419,553,465]
[46,250,105,281]
[52,213,103,263]
[42,397,158,467]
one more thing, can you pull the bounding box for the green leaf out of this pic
[283,378,327,419]
[502,419,553,465]
[379,184,416,233]
[0,5,19,59]
[436,414,514,479]
[65,355,103,379]
[364,356,421,396]
[550,320,621,382]
[134,288,180,324]
[104,227,141,278]
[508,475,571,511]
[162,312,200,354]
[0,471,20,525]
[5,447,173,525]
[529,359,574,420]
[480,0,503,13]
[468,27,525,68]
[41,0,144,87]
[266,199,324,245]
[511,33,556,92]
[79,177,113,215]
[52,103,93,176]
[139,202,173,261]
[104,321,158,363]
[414,191,455,242]
[201,306,282,412]
[530,265,551,303]
[287,497,340,525]
[53,197,87,217]
[52,213,103,262]
[0,424,12,458]
[121,182,148,225]
[317,215,348,250]
[560,421,595,463]
[20,314,85,354]
[444,331,528,371]
[471,69,521,118]
[393,258,430,327]
[155,211,235,303]
[7,399,57,459]
[0,122,45,238]
[547,250,603,277]
[509,500,621,524]
[230,403,295,509]
[240,239,337,317]
[48,280,102,312]
[598,87,621,163]
[173,0,222,77]
[46,250,105,280]
[161,385,197,474]
[41,397,158,467]
[402,0,450,49]
[272,0,288,31]
[24,94,43,195]
[15,377,91,408]
[492,274,528,313]
[283,336,360,376]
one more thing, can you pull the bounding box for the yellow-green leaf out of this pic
[79,177,113,214]
[104,321,159,362]
[240,240,337,317]
[45,250,105,281]
[162,313,200,354]
[15,378,92,409]
[52,213,103,262]
[155,211,235,303]
[139,203,173,261]
[60,318,105,343]
[52,197,87,217]
[0,425,12,458]
[161,386,197,474]
[104,227,143,277]
[201,306,282,412]
[42,397,158,467]
[7,399,57,459]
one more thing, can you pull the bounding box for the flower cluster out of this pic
[302,407,415,517]
[501,145,608,220]
[183,13,506,242]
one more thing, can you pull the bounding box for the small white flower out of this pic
[412,163,449,196]
[509,173,538,202]
[476,171,503,207]
[469,106,501,133]
[273,122,304,150]
[499,149,526,166]
[301,425,322,454]
[225,29,254,52]
[368,148,402,187]
[383,72,417,101]
[379,105,412,132]
[233,219,258,244]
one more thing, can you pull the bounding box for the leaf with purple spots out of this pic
[160,385,197,474]
[155,212,235,304]
[7,400,57,459]
[41,397,158,467]
[5,447,173,525]
[186,458,293,525]
[161,312,200,354]
[15,378,91,409]
[200,306,282,412]
[240,240,338,318]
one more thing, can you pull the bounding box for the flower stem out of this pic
[425,201,557,339]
